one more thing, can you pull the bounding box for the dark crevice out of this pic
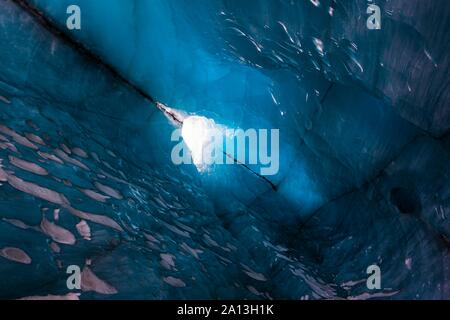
[390,187,421,215]
[297,132,427,232]
[320,82,334,104]
[13,0,157,106]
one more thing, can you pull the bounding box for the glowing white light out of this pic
[181,116,221,172]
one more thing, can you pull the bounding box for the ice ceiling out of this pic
[0,0,449,299]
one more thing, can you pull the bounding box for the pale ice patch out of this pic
[181,115,225,172]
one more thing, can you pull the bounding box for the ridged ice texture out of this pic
[0,0,449,299]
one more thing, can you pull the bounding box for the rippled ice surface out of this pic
[0,0,449,299]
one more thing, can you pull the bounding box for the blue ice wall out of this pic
[0,0,449,299]
[27,0,430,220]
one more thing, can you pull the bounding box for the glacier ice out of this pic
[0,0,448,299]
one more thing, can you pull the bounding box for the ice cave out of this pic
[0,0,449,300]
